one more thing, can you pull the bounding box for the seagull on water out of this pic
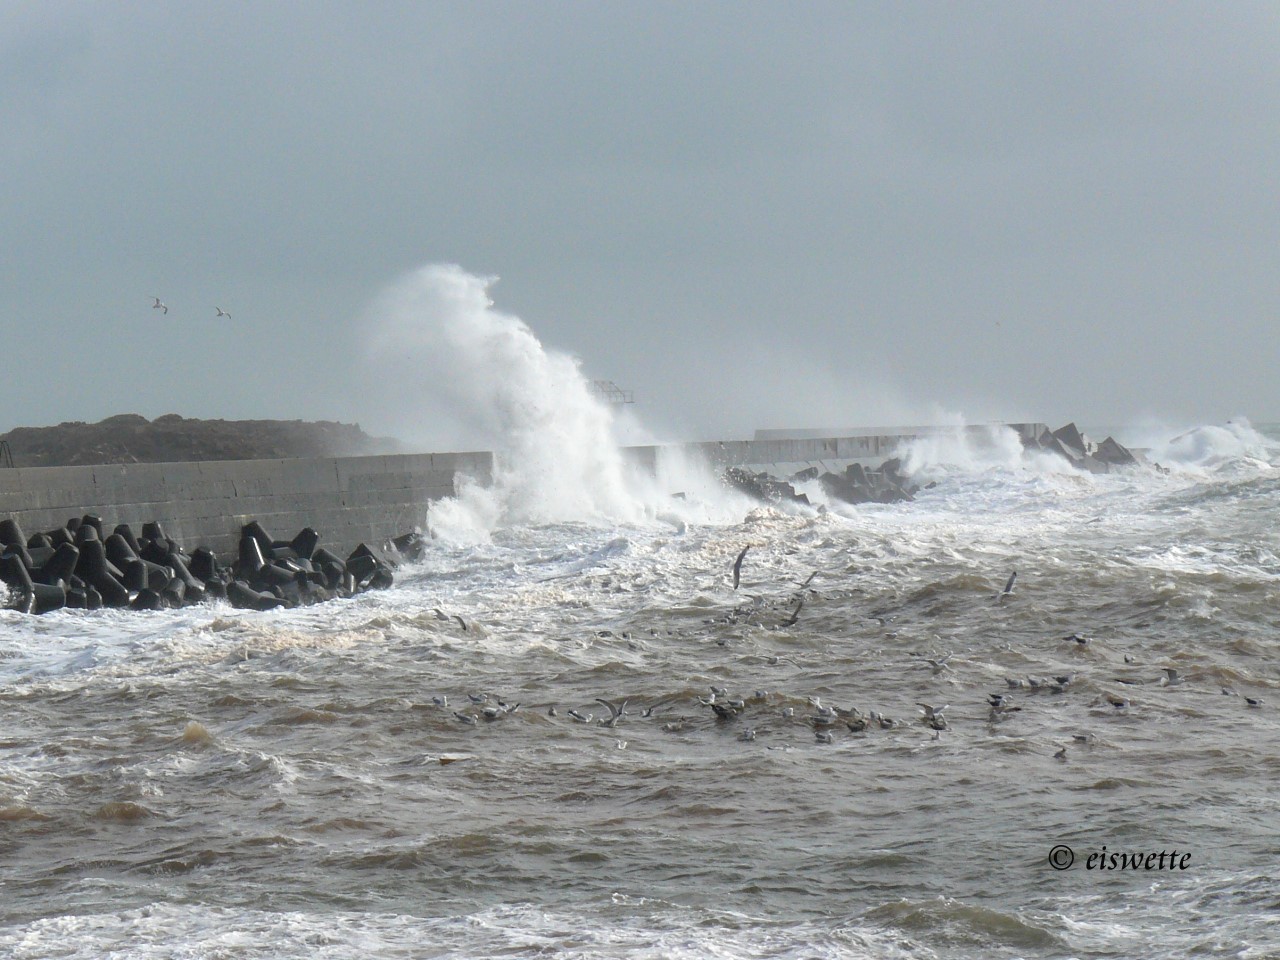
[640,695,679,718]
[710,701,740,720]
[987,693,1021,720]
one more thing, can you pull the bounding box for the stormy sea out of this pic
[2,272,1278,959]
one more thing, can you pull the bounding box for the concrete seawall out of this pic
[0,424,1047,556]
[0,451,492,558]
[624,424,1049,476]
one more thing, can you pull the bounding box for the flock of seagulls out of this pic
[151,297,231,319]
[423,549,1270,762]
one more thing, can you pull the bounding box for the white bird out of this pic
[215,307,232,319]
[151,297,168,314]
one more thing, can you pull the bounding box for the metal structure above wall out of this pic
[589,380,635,406]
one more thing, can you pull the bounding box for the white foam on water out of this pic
[1044,869,1280,960]
[0,900,931,960]
[1146,417,1276,473]
[893,422,1085,487]
[10,882,1268,960]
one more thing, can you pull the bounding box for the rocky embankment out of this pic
[0,414,399,467]
[722,422,1141,507]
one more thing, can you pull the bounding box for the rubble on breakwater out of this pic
[0,515,424,616]
[721,422,1142,507]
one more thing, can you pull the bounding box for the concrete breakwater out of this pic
[1,429,972,560]
[620,422,1053,480]
[0,450,493,561]
[0,424,1140,554]
[0,422,1139,611]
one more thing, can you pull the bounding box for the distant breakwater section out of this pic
[622,422,1053,476]
[646,421,1141,507]
[623,421,1136,478]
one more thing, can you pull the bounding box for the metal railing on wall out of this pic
[589,380,635,405]
[0,441,13,468]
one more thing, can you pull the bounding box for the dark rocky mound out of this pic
[0,414,400,467]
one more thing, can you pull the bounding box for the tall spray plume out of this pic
[364,264,645,538]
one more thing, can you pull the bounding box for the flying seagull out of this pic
[732,545,751,590]
[215,307,232,319]
[595,697,629,727]
[151,297,168,314]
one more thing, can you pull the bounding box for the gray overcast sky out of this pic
[3,1,1277,446]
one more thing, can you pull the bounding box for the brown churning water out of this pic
[0,422,1277,959]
